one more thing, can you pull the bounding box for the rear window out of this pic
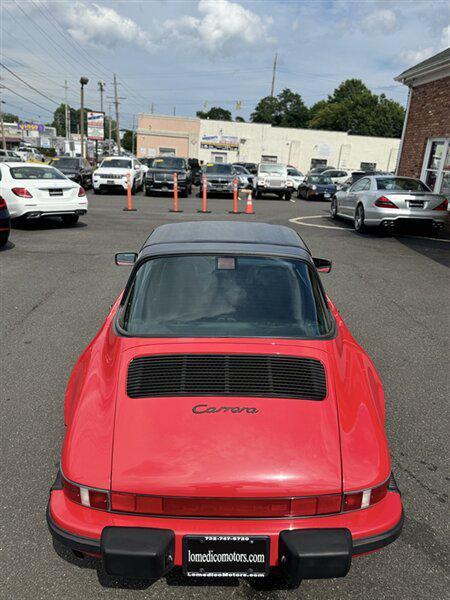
[100,159,132,169]
[9,166,66,180]
[376,177,430,192]
[120,255,332,338]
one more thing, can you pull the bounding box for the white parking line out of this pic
[289,215,450,242]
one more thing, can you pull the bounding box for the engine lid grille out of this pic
[127,354,327,400]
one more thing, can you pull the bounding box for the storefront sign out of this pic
[200,135,239,151]
[87,111,104,141]
[17,121,45,133]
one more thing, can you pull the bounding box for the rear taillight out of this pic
[110,493,342,517]
[78,186,86,197]
[433,199,448,211]
[374,196,398,209]
[0,195,6,209]
[343,478,389,512]
[62,476,109,510]
[12,187,33,198]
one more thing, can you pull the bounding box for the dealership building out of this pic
[395,48,450,196]
[136,114,400,174]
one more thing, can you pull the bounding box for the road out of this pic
[1,189,449,600]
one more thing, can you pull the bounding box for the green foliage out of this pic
[121,130,135,153]
[37,147,56,157]
[235,116,246,122]
[3,112,19,123]
[307,79,405,137]
[250,89,308,128]
[196,106,232,121]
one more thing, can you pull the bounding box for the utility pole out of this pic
[270,52,278,97]
[151,103,154,114]
[131,113,135,156]
[79,77,89,158]
[0,100,6,150]
[109,74,126,155]
[108,102,113,154]
[98,81,105,113]
[173,106,176,116]
[64,80,70,139]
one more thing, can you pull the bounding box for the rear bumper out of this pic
[47,471,403,580]
[365,207,450,226]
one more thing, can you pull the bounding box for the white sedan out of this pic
[92,157,144,194]
[0,162,88,225]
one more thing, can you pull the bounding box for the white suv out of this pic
[254,163,294,200]
[92,157,144,194]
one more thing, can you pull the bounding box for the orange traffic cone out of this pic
[245,189,255,214]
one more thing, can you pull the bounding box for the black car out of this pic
[145,156,192,197]
[0,195,11,247]
[50,157,93,188]
[298,175,337,200]
[233,162,258,175]
[139,158,154,168]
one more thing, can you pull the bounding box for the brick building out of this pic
[395,48,450,196]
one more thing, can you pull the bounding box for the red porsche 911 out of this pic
[47,221,403,587]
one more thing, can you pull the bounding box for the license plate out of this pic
[49,189,63,196]
[183,535,270,577]
[107,180,115,185]
[324,193,330,198]
[409,201,424,208]
[162,185,169,190]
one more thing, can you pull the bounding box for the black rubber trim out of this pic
[47,504,101,554]
[51,468,63,491]
[352,510,404,555]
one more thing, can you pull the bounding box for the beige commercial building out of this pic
[137,114,400,173]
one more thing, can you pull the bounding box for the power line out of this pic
[0,62,59,105]
[0,85,53,114]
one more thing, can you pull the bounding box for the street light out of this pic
[79,76,89,158]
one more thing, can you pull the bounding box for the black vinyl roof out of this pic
[144,221,308,250]
[139,222,311,262]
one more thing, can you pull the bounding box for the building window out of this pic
[261,155,278,163]
[360,162,376,171]
[421,138,449,193]
[211,152,227,163]
[159,147,176,156]
[310,158,327,169]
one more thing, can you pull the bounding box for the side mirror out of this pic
[134,164,140,170]
[115,252,137,266]
[313,257,332,273]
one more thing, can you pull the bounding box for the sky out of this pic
[1,0,449,129]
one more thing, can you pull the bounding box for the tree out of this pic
[3,112,19,123]
[196,106,232,121]
[121,130,135,153]
[250,89,309,128]
[235,116,246,122]
[308,79,405,138]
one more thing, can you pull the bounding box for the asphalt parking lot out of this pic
[1,188,449,600]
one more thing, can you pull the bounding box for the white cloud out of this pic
[362,9,397,33]
[163,0,274,55]
[399,47,435,65]
[57,1,155,52]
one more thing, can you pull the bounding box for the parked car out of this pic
[338,172,367,189]
[145,156,192,197]
[0,194,11,247]
[298,174,337,200]
[200,163,237,197]
[47,221,403,587]
[188,158,202,186]
[92,157,144,195]
[321,169,360,187]
[0,162,87,225]
[0,149,23,162]
[308,165,336,175]
[50,157,93,188]
[331,175,449,233]
[15,147,45,162]
[233,161,258,175]
[232,163,254,189]
[254,163,294,200]
[287,166,305,190]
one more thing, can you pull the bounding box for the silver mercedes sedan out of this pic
[331,175,449,233]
